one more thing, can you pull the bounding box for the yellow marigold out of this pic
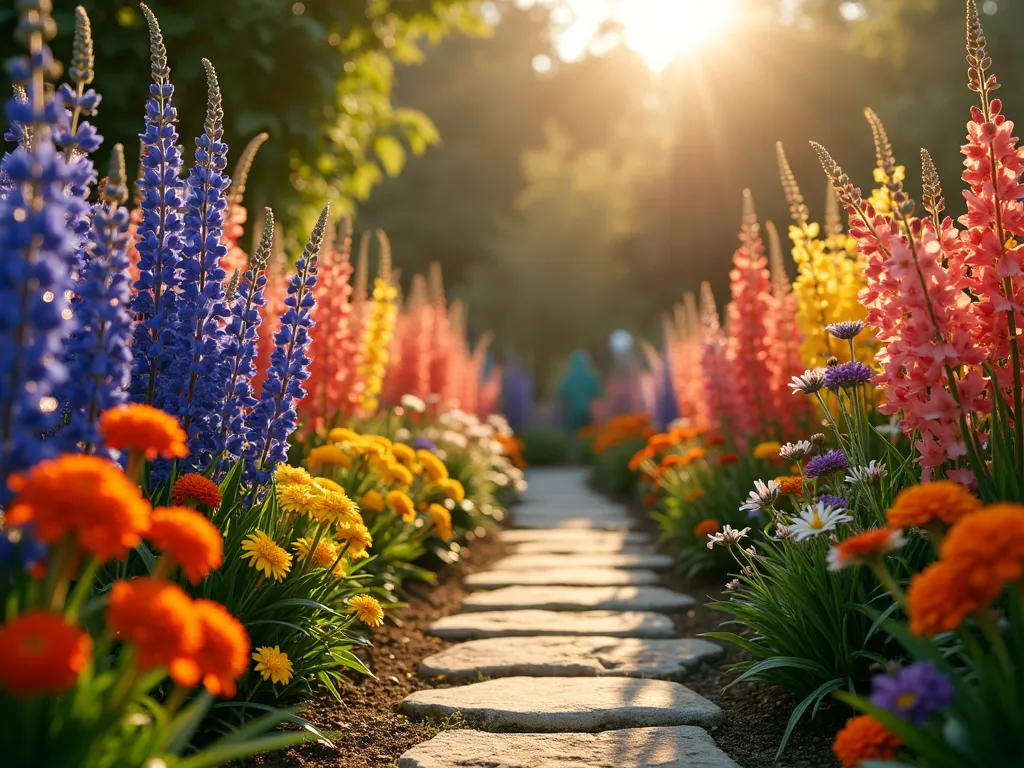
[305,444,351,470]
[337,522,373,560]
[886,481,982,530]
[752,441,782,460]
[383,461,414,487]
[392,443,416,466]
[364,434,392,449]
[775,475,805,496]
[348,594,385,627]
[149,506,224,584]
[292,537,339,569]
[387,490,417,523]
[315,477,344,493]
[171,473,222,509]
[417,450,449,482]
[428,503,453,541]
[240,531,292,581]
[360,489,385,513]
[98,404,188,460]
[276,482,326,518]
[7,454,151,562]
[694,519,720,537]
[940,503,1024,595]
[327,427,360,444]
[252,645,293,685]
[0,611,92,696]
[832,714,903,768]
[275,464,315,486]
[313,488,360,526]
[438,478,465,502]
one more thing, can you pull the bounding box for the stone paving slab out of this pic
[429,609,677,640]
[512,540,653,555]
[465,568,661,589]
[420,636,724,681]
[511,516,638,531]
[502,529,650,544]
[401,677,723,731]
[491,553,674,571]
[462,585,695,613]
[397,726,741,768]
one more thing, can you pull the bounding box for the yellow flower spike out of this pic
[252,646,293,685]
[348,594,385,627]
[240,531,292,581]
[359,275,398,411]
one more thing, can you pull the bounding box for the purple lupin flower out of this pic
[0,1,81,496]
[56,146,134,457]
[245,205,329,484]
[805,449,849,478]
[161,58,233,472]
[869,662,955,725]
[129,4,186,408]
[824,361,873,391]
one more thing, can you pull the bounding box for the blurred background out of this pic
[2,0,1019,398]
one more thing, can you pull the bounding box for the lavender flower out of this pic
[824,361,873,391]
[869,662,955,725]
[805,449,849,478]
[789,368,827,395]
[57,146,133,456]
[161,59,233,471]
[825,320,866,340]
[130,4,186,408]
[0,3,80,495]
[246,205,329,484]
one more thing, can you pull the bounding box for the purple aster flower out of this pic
[869,662,955,725]
[245,206,328,485]
[825,320,866,341]
[805,449,849,478]
[412,436,439,453]
[824,361,873,391]
[816,494,847,509]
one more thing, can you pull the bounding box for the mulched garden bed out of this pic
[252,530,508,768]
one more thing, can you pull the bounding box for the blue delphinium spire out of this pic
[162,58,233,471]
[0,0,81,495]
[217,209,273,471]
[129,3,186,408]
[56,145,133,456]
[245,205,328,484]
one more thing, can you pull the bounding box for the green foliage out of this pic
[520,425,570,466]
[592,435,647,496]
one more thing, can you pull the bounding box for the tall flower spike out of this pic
[58,144,134,457]
[824,183,843,239]
[246,205,328,484]
[218,209,274,470]
[0,0,80,496]
[920,148,945,229]
[130,3,186,408]
[162,58,233,471]
[864,107,912,218]
[359,231,398,413]
[337,230,371,415]
[699,282,739,437]
[222,132,269,274]
[776,142,809,226]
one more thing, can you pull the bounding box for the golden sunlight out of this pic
[617,0,735,70]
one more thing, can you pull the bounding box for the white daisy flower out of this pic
[789,368,827,394]
[739,479,781,515]
[788,501,853,541]
[845,460,888,487]
[707,525,751,550]
[400,394,427,413]
[773,524,793,540]
[724,578,741,591]
[779,440,813,460]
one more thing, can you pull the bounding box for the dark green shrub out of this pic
[521,425,571,466]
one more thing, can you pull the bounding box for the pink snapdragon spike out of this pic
[429,263,453,400]
[725,191,776,442]
[385,274,432,404]
[253,252,290,394]
[699,281,740,439]
[668,294,711,430]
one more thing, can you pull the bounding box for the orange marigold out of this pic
[0,611,92,696]
[886,481,981,530]
[106,578,201,685]
[775,476,804,496]
[684,488,706,503]
[7,455,151,561]
[647,433,676,452]
[171,473,222,509]
[681,447,707,465]
[940,503,1024,594]
[428,503,453,541]
[828,528,905,571]
[360,489,385,513]
[627,447,654,471]
[149,506,224,584]
[694,519,721,537]
[98,404,188,460]
[832,714,903,768]
[907,560,1000,637]
[387,490,417,523]
[660,454,687,469]
[192,599,250,698]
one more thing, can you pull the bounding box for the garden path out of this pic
[396,467,739,768]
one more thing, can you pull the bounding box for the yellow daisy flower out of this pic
[241,530,292,581]
[337,521,373,560]
[276,482,326,517]
[752,441,782,461]
[438,478,465,502]
[348,594,384,627]
[360,489,385,513]
[327,427,360,445]
[416,450,448,482]
[313,488,361,526]
[275,465,315,486]
[386,490,417,523]
[306,444,351,469]
[292,536,339,569]
[428,503,453,541]
[252,645,293,685]
[315,477,345,493]
[383,461,413,487]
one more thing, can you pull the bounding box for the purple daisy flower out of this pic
[816,494,847,509]
[413,436,438,453]
[869,662,955,725]
[805,449,849,478]
[824,362,874,391]
[825,320,866,340]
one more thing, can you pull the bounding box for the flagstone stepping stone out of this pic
[465,568,661,589]
[512,516,638,531]
[397,726,741,768]
[420,636,724,681]
[512,539,653,555]
[429,609,677,640]
[492,552,674,571]
[462,585,695,613]
[502,529,650,544]
[401,677,723,731]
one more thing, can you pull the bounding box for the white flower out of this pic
[706,525,751,550]
[845,460,888,487]
[789,368,827,395]
[742,565,755,576]
[827,529,906,571]
[739,479,781,515]
[788,502,853,541]
[773,524,793,540]
[743,546,757,557]
[724,578,741,591]
[779,440,812,460]
[401,394,427,413]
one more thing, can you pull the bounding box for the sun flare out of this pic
[617,0,734,71]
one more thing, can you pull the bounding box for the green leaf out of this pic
[775,678,844,759]
[373,135,406,177]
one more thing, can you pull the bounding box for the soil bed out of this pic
[251,531,508,768]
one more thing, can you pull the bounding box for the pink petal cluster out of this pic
[699,282,740,439]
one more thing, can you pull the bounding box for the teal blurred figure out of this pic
[558,351,601,434]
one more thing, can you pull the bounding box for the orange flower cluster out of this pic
[496,435,527,469]
[149,507,224,584]
[98,403,188,460]
[832,714,903,768]
[775,475,804,495]
[171,473,223,509]
[694,519,721,537]
[0,612,92,696]
[886,481,981,530]
[592,413,652,454]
